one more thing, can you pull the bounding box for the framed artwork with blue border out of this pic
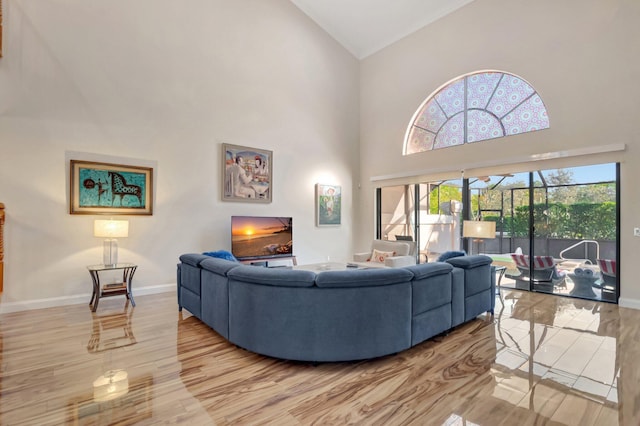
[316,183,341,226]
[70,160,153,215]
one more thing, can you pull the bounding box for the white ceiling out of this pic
[289,0,476,59]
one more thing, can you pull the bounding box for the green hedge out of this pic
[489,202,616,239]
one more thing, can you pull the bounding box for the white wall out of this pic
[359,0,640,306]
[0,0,359,311]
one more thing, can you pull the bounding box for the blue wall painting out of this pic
[70,160,153,215]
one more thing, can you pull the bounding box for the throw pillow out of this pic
[369,249,396,263]
[437,250,466,262]
[203,250,238,262]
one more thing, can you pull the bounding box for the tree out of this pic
[428,184,462,214]
[545,169,578,205]
[471,171,616,239]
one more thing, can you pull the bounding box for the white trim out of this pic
[373,143,626,182]
[0,283,176,314]
[618,297,640,311]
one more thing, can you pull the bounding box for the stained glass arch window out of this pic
[403,70,549,155]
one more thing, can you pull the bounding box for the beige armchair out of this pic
[354,239,417,267]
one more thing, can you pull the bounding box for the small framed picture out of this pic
[69,160,153,215]
[316,184,341,226]
[222,143,272,203]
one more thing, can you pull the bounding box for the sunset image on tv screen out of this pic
[231,216,292,259]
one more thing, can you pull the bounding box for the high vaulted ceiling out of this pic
[289,0,476,59]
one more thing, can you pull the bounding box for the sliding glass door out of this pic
[377,180,463,263]
[465,164,619,302]
[376,162,619,303]
[534,165,618,302]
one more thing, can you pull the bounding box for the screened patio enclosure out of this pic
[376,163,619,303]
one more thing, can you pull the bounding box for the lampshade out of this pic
[94,220,129,238]
[94,220,129,266]
[462,220,496,239]
[93,370,129,402]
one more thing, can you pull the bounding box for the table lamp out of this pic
[94,219,129,266]
[462,220,496,254]
[93,369,129,402]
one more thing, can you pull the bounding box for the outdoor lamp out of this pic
[94,219,129,266]
[462,220,496,254]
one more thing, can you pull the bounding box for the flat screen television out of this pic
[231,216,293,260]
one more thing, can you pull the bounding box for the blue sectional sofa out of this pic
[177,254,495,362]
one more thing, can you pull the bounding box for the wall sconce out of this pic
[462,220,496,254]
[94,220,129,266]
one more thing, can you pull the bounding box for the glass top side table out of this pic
[87,263,137,312]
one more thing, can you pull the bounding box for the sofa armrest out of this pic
[446,255,492,269]
[385,255,416,268]
[354,252,370,262]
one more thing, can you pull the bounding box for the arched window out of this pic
[404,70,549,155]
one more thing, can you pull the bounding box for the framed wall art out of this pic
[70,160,153,215]
[222,143,272,203]
[316,184,341,226]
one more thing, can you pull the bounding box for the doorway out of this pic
[376,163,619,303]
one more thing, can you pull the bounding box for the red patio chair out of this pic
[510,254,567,289]
[597,258,617,302]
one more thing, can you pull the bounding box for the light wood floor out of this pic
[1,289,639,425]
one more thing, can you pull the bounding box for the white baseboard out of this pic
[3,284,638,314]
[618,297,640,310]
[0,283,176,314]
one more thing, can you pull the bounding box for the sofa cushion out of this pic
[446,255,492,269]
[405,263,453,316]
[447,255,493,297]
[180,286,201,317]
[179,253,209,267]
[200,257,241,275]
[371,240,412,256]
[201,267,231,339]
[228,266,316,288]
[412,303,451,346]
[369,248,395,263]
[315,268,413,288]
[404,262,453,280]
[384,256,417,268]
[437,250,466,262]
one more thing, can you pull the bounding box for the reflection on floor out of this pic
[490,253,617,303]
[87,304,137,353]
[495,290,620,420]
[1,290,639,424]
[500,274,615,303]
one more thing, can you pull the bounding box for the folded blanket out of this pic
[203,250,238,262]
